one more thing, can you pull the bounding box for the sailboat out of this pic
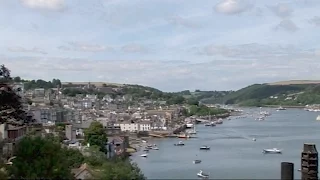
[204,112,215,127]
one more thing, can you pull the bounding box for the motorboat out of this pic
[140,154,148,157]
[193,160,202,164]
[143,149,149,152]
[141,140,147,143]
[252,138,256,141]
[262,148,282,154]
[316,115,320,121]
[174,141,185,146]
[276,106,286,111]
[204,122,216,127]
[197,170,209,178]
[200,146,210,150]
[152,147,159,150]
[255,116,265,121]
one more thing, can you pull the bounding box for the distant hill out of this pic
[62,82,124,87]
[214,81,320,106]
[268,80,320,86]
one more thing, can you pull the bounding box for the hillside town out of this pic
[1,80,228,167]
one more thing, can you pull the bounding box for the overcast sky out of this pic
[1,0,320,92]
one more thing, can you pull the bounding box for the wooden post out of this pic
[281,162,294,180]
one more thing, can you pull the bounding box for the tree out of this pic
[83,145,107,167]
[84,121,108,153]
[13,76,21,82]
[7,136,75,179]
[0,65,31,125]
[95,159,146,180]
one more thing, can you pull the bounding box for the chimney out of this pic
[301,143,318,180]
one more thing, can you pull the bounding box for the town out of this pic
[0,75,234,178]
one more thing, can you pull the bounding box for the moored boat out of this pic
[193,160,202,164]
[262,148,282,154]
[174,141,185,146]
[197,170,209,178]
[200,145,210,150]
[140,154,148,157]
[316,115,320,121]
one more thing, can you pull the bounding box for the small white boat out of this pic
[152,147,159,150]
[140,154,148,157]
[204,122,216,127]
[174,141,185,146]
[197,170,209,178]
[193,160,202,164]
[142,140,147,143]
[262,148,282,154]
[276,106,286,111]
[200,146,210,150]
[252,138,256,141]
[316,115,320,121]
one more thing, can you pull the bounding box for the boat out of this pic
[316,115,320,121]
[178,134,190,138]
[193,160,202,164]
[200,145,210,150]
[174,141,185,146]
[262,148,282,154]
[252,138,256,141]
[276,106,286,111]
[143,149,149,152]
[141,140,147,143]
[204,122,216,127]
[188,122,197,134]
[255,116,265,121]
[140,154,148,157]
[152,147,159,150]
[186,123,194,128]
[197,170,209,178]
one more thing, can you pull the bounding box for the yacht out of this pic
[262,148,282,154]
[174,141,185,146]
[316,115,320,121]
[200,146,210,150]
[140,154,148,157]
[197,170,209,179]
[193,160,202,164]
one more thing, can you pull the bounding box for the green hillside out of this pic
[217,83,320,106]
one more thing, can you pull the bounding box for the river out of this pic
[131,108,320,179]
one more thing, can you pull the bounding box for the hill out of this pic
[213,81,320,106]
[268,80,320,85]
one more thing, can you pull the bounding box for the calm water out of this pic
[131,108,320,179]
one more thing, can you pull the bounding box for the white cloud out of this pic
[214,0,254,15]
[267,3,293,18]
[58,42,114,52]
[275,19,298,32]
[121,44,148,53]
[167,16,200,28]
[309,16,320,26]
[7,46,47,54]
[20,0,65,11]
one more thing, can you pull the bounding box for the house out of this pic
[114,122,139,132]
[71,163,94,180]
[138,121,151,131]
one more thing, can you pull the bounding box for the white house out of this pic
[139,121,151,131]
[114,122,139,132]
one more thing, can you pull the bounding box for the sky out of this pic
[1,0,320,92]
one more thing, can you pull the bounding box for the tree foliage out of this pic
[95,159,146,180]
[84,121,108,153]
[7,136,80,179]
[188,105,229,116]
[0,65,33,125]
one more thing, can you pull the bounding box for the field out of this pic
[268,80,320,86]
